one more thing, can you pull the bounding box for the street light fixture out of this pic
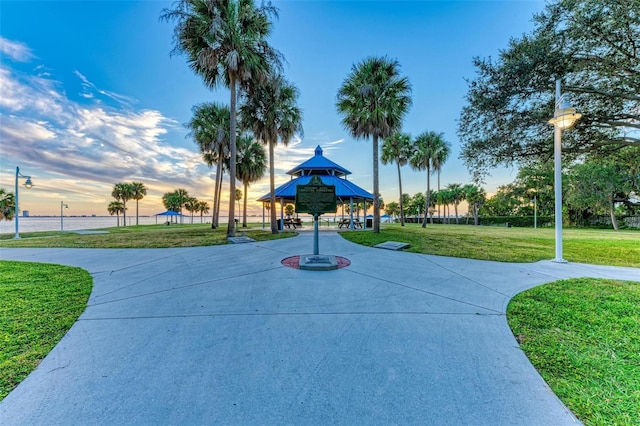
[61,201,69,232]
[548,80,581,263]
[14,166,33,239]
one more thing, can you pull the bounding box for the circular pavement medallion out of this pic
[281,255,351,270]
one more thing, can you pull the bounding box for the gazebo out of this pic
[258,145,374,229]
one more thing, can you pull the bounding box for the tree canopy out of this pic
[458,0,640,179]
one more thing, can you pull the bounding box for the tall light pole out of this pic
[548,80,581,263]
[14,166,33,239]
[61,201,69,232]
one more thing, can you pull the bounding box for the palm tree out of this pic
[162,0,283,237]
[186,102,230,229]
[240,74,303,234]
[236,134,267,227]
[432,140,451,220]
[130,181,147,226]
[446,183,465,224]
[381,132,412,226]
[336,56,412,233]
[107,201,124,227]
[112,183,133,226]
[184,197,200,224]
[0,188,15,221]
[463,184,486,225]
[410,131,447,227]
[438,189,455,224]
[174,188,189,223]
[197,201,210,224]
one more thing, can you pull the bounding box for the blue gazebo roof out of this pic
[285,145,351,177]
[258,145,373,203]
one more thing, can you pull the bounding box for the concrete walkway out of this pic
[1,232,638,425]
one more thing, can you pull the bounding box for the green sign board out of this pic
[295,176,337,215]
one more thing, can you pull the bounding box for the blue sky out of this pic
[0,0,545,217]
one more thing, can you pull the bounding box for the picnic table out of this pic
[338,218,362,229]
[284,218,303,229]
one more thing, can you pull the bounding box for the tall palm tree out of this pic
[197,200,210,224]
[162,0,283,237]
[130,181,147,226]
[432,140,451,220]
[186,102,230,229]
[112,183,133,226]
[107,201,124,227]
[240,74,303,234]
[336,56,412,233]
[381,132,412,226]
[410,131,449,227]
[446,183,464,224]
[0,188,15,221]
[236,134,267,227]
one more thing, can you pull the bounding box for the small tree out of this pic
[0,188,15,221]
[567,162,630,230]
[197,201,210,224]
[184,197,200,224]
[284,204,294,218]
[107,201,124,227]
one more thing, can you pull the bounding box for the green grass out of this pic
[0,223,295,248]
[0,261,93,400]
[339,223,640,266]
[507,278,640,425]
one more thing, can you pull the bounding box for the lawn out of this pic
[0,261,93,400]
[339,223,640,267]
[0,223,295,248]
[508,278,640,425]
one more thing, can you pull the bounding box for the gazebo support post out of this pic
[350,197,354,230]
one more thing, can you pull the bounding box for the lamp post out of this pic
[548,80,581,263]
[14,167,33,239]
[61,201,69,232]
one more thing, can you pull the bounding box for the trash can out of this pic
[366,218,373,228]
[277,219,282,231]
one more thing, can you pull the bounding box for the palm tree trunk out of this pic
[243,181,248,227]
[373,134,380,233]
[455,202,459,224]
[136,199,139,225]
[227,76,237,237]
[212,155,223,229]
[437,170,441,222]
[122,200,127,227]
[422,166,430,228]
[215,156,224,228]
[269,141,278,234]
[397,161,405,226]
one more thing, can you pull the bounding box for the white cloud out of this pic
[0,37,35,62]
[0,39,205,207]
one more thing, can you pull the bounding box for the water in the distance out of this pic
[0,215,266,234]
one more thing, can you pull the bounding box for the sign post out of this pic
[295,176,337,255]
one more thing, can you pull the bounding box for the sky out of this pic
[0,0,546,217]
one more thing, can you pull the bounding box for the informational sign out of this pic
[295,176,337,215]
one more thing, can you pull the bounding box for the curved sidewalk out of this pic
[1,232,637,425]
